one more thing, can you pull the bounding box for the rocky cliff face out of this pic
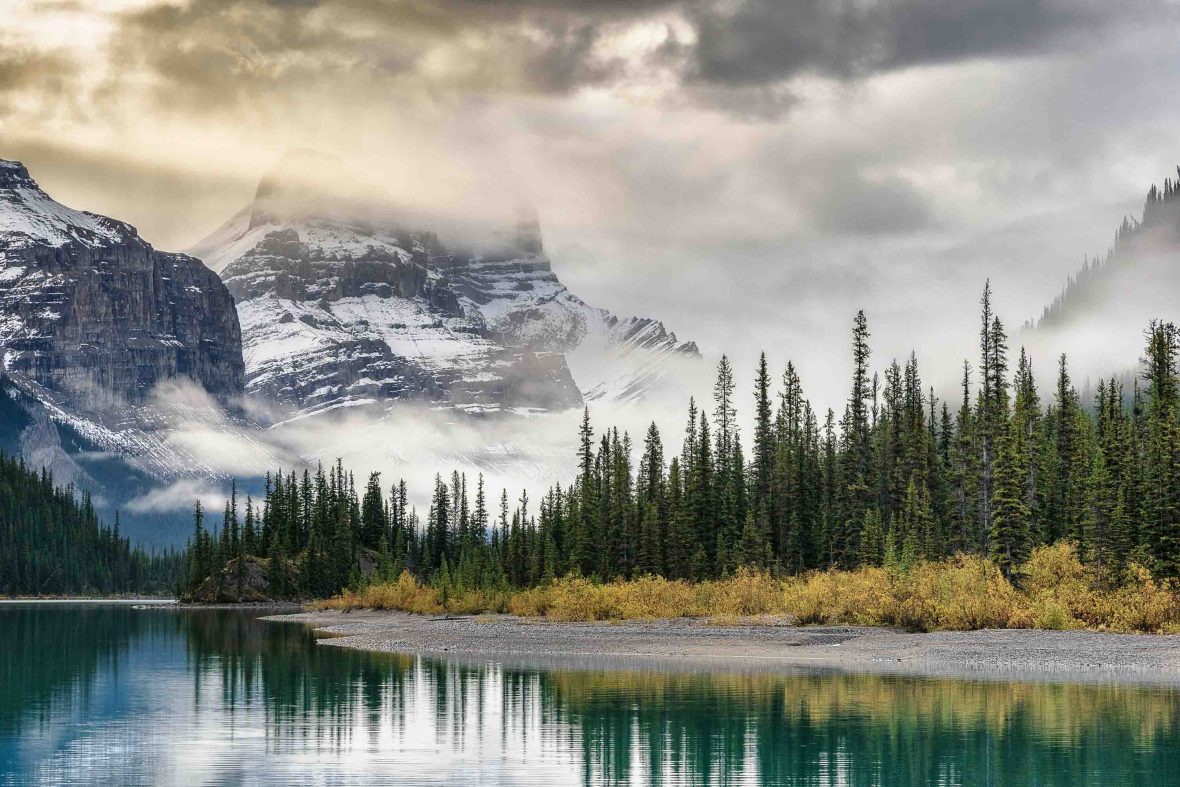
[0,156,254,537]
[0,159,243,408]
[193,151,698,418]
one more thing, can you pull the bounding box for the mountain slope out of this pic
[192,151,698,419]
[1027,168,1180,335]
[0,159,253,543]
[0,159,243,407]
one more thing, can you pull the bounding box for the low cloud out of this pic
[145,378,280,477]
[125,478,228,513]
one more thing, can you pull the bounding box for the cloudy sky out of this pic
[5,0,1180,403]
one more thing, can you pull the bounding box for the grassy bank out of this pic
[316,544,1180,634]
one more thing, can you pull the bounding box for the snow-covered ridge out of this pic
[0,158,245,494]
[213,216,584,414]
[0,159,134,252]
[190,151,699,418]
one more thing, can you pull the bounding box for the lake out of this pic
[1,602,1178,786]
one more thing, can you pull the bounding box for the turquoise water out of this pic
[1,603,1179,786]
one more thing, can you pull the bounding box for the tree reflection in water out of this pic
[3,605,1179,786]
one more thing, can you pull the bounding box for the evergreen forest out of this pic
[182,283,1180,602]
[0,453,183,596]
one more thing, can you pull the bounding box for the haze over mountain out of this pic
[1022,167,1180,384]
[189,150,699,421]
[0,155,700,543]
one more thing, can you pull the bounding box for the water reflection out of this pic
[1,604,1179,786]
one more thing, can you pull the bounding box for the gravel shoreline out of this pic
[267,610,1180,684]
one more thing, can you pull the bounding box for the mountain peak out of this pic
[0,160,36,190]
[0,158,136,249]
[249,149,377,230]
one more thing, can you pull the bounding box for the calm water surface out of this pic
[1,603,1179,786]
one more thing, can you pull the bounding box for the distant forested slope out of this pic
[1029,168,1180,334]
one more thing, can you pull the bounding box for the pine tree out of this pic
[989,429,1030,578]
[1143,321,1180,574]
[978,282,995,551]
[243,497,257,556]
[836,310,873,567]
[896,476,935,561]
[638,503,662,576]
[737,510,770,570]
[187,500,207,590]
[360,472,386,550]
[1047,354,1081,544]
[267,532,289,598]
[1012,348,1042,541]
[976,282,1010,555]
[573,407,595,575]
[751,352,774,533]
[858,509,884,567]
[665,457,691,579]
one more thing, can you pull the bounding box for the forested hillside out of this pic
[183,282,1180,602]
[1030,167,1180,334]
[0,453,182,596]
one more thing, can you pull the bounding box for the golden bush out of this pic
[1021,543,1101,628]
[907,557,1020,631]
[506,585,550,617]
[1109,566,1180,633]
[317,549,1180,634]
[315,571,443,615]
[598,575,702,620]
[700,569,785,617]
[781,567,894,626]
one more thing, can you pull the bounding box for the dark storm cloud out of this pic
[98,0,1178,122]
[688,0,1162,85]
[108,0,362,109]
[106,0,676,113]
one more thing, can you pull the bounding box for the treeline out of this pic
[478,282,1180,584]
[0,453,183,596]
[185,283,1180,599]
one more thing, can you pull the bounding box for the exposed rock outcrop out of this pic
[0,158,253,545]
[0,159,244,408]
[185,556,275,603]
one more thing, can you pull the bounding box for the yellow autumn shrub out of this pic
[699,568,785,617]
[316,570,443,614]
[1109,565,1180,633]
[1021,543,1101,629]
[318,548,1180,633]
[900,557,1020,631]
[783,567,895,626]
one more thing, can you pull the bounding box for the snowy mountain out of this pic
[191,150,699,420]
[0,152,699,544]
[0,158,254,542]
[0,159,243,407]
